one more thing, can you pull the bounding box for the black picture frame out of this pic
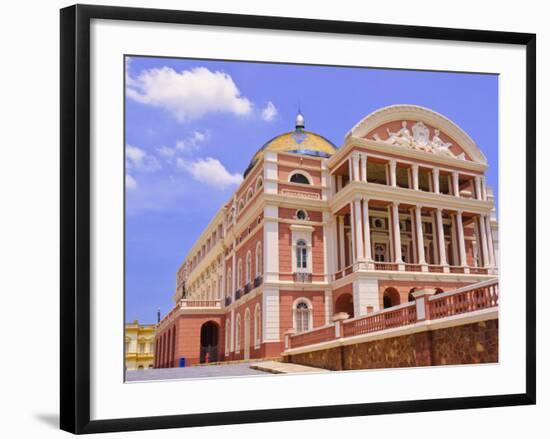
[60,4,536,434]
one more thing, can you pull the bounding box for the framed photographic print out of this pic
[60,4,536,434]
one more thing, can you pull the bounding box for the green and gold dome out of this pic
[243,112,338,176]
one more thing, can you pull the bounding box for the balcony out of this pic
[180,299,221,308]
[331,261,495,281]
[293,272,312,283]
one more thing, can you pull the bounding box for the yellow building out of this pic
[125,321,155,370]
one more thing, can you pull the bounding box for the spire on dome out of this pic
[295,109,305,130]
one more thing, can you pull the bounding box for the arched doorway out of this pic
[200,321,219,363]
[244,310,251,360]
[383,287,401,309]
[334,293,354,318]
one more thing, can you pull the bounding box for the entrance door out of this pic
[244,311,251,360]
[200,321,219,363]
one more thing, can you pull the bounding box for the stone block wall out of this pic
[285,319,498,371]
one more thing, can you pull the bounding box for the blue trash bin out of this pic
[179,357,186,368]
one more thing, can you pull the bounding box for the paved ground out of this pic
[125,361,271,382]
[250,360,330,374]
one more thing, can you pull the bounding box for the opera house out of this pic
[154,105,499,369]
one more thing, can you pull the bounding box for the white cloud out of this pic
[125,174,137,189]
[175,130,210,153]
[125,144,161,171]
[176,157,242,190]
[126,66,253,122]
[157,145,176,158]
[261,101,278,122]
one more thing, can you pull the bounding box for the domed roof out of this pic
[243,112,337,176]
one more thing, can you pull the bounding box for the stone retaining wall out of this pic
[285,319,498,370]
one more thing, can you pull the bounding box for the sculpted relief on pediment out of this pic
[370,120,467,160]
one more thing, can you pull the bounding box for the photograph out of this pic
[123,56,500,382]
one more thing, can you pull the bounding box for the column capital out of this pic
[411,163,419,170]
[362,196,370,204]
[436,207,443,213]
[432,167,440,175]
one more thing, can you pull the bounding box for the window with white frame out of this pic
[296,239,308,271]
[294,299,312,333]
[246,251,251,284]
[235,314,241,353]
[225,319,230,354]
[255,242,262,277]
[139,343,145,353]
[226,269,232,295]
[237,259,243,288]
[289,172,311,185]
[254,304,261,347]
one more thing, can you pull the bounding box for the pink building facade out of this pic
[154,105,498,368]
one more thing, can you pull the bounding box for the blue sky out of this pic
[125,56,498,324]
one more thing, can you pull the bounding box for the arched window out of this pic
[246,187,254,202]
[245,251,252,284]
[226,269,232,295]
[235,314,241,353]
[238,199,245,213]
[225,319,231,354]
[294,300,312,333]
[290,172,311,185]
[255,242,262,277]
[254,304,261,348]
[296,239,308,271]
[237,259,243,288]
[256,177,264,191]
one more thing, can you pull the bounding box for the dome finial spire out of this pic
[295,108,305,130]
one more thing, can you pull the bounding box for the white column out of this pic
[349,203,356,262]
[348,157,353,182]
[361,153,368,182]
[263,205,280,283]
[485,215,496,267]
[391,203,402,263]
[352,153,360,182]
[336,175,342,192]
[481,176,488,200]
[432,168,440,194]
[353,198,364,260]
[475,176,482,200]
[415,206,426,264]
[477,214,490,267]
[412,164,419,191]
[389,159,397,187]
[338,216,346,269]
[324,290,332,325]
[231,244,236,300]
[436,208,447,266]
[362,197,372,261]
[453,171,460,197]
[455,210,467,266]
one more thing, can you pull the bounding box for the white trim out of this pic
[288,169,314,185]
